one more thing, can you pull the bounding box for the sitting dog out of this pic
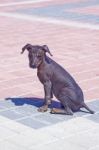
[21,44,94,115]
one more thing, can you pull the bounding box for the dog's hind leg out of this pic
[50,106,73,115]
[50,96,73,115]
[81,102,95,114]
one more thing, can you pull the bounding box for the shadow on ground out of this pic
[5,97,63,109]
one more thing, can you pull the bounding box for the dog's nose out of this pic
[29,64,36,68]
[32,65,36,68]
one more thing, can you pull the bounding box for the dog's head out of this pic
[21,44,52,68]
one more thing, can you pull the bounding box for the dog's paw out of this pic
[50,108,66,114]
[50,108,73,116]
[50,108,56,114]
[37,105,48,112]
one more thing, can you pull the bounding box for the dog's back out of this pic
[45,56,84,106]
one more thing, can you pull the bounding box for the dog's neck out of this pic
[37,56,48,71]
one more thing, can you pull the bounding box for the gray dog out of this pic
[21,44,94,115]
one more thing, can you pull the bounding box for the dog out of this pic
[21,44,94,115]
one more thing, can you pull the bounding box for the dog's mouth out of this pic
[29,64,37,69]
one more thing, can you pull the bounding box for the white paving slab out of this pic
[0,109,99,150]
[0,140,28,150]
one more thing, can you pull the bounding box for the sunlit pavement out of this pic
[0,0,99,150]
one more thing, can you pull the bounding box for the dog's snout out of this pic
[28,54,37,68]
[29,64,36,68]
[32,64,36,68]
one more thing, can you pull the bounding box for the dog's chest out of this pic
[37,71,44,83]
[37,63,53,83]
[37,69,50,84]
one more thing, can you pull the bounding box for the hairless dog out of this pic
[21,44,94,115]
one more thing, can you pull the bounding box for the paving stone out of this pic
[39,117,97,139]
[0,100,17,108]
[0,110,25,120]
[0,115,10,124]
[74,109,90,117]
[86,100,99,112]
[0,105,5,110]
[86,113,99,123]
[14,105,38,115]
[0,115,35,134]
[0,140,27,150]
[17,117,49,129]
[89,100,99,105]
[65,127,99,149]
[90,145,99,150]
[35,113,62,124]
[30,138,86,150]
[49,112,74,121]
[7,130,57,148]
[0,126,18,140]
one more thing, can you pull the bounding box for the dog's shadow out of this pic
[5,97,89,114]
[5,97,62,109]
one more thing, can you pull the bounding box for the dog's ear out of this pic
[42,45,53,56]
[21,44,32,54]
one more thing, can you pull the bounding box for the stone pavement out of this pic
[0,0,99,150]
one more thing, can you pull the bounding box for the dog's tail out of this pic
[81,102,95,114]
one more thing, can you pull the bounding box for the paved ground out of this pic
[0,0,99,150]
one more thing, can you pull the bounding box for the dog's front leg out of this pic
[44,81,52,105]
[38,81,52,112]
